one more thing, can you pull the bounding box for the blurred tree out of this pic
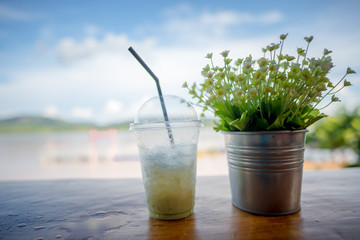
[306,106,360,167]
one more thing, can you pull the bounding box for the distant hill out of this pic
[0,115,216,133]
[0,116,130,133]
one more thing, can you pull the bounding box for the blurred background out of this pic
[0,0,359,181]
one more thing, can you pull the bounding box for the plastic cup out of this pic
[131,119,201,220]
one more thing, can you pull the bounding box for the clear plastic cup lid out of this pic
[130,95,200,130]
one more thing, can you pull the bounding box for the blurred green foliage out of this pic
[306,106,360,167]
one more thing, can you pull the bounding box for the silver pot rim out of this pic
[221,129,309,135]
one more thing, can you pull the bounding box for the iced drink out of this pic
[139,144,197,220]
[130,95,201,220]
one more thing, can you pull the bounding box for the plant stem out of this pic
[278,40,284,65]
[304,73,348,119]
[302,41,311,69]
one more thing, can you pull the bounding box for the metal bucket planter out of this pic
[222,130,308,216]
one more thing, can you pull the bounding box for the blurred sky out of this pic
[0,0,359,125]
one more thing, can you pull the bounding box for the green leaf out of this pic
[267,112,290,130]
[346,67,356,74]
[304,113,328,128]
[280,33,288,40]
[287,117,305,129]
[303,109,320,119]
[253,117,269,130]
[220,50,230,58]
[229,112,250,131]
[205,53,213,59]
[304,36,313,43]
[268,99,282,116]
[214,119,228,132]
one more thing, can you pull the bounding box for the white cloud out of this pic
[164,3,282,26]
[104,99,123,115]
[56,33,157,62]
[256,11,283,24]
[161,8,283,42]
[200,10,283,25]
[71,107,93,120]
[200,11,240,25]
[43,105,59,118]
[57,37,100,62]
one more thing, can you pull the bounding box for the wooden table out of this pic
[0,168,359,240]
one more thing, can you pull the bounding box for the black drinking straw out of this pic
[128,46,174,144]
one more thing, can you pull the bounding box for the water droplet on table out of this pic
[34,226,45,230]
[17,223,27,228]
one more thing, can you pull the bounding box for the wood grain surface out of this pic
[0,168,359,239]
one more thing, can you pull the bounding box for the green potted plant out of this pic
[183,34,356,215]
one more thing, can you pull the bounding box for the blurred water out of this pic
[0,129,357,181]
[0,130,139,181]
[0,128,224,181]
